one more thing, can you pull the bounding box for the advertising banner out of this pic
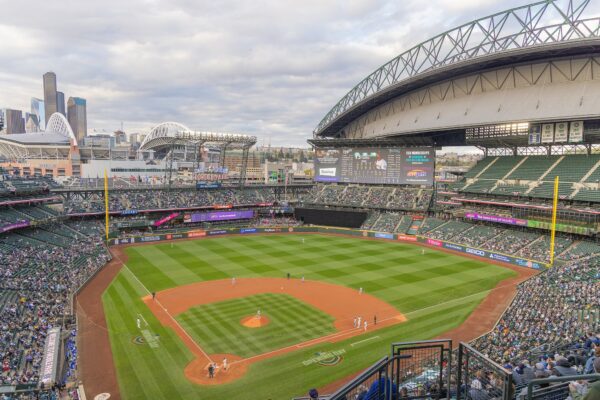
[40,328,61,386]
[185,210,255,223]
[207,230,228,236]
[527,220,590,235]
[187,230,207,238]
[0,220,30,233]
[314,149,342,182]
[374,232,394,239]
[465,212,527,226]
[427,238,442,247]
[396,234,418,242]
[153,212,180,227]
[240,228,258,234]
[262,228,283,233]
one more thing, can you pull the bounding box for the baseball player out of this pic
[359,287,363,295]
[136,318,141,329]
[364,320,368,331]
[357,316,362,328]
[223,358,228,371]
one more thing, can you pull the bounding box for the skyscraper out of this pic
[43,72,57,125]
[57,91,66,116]
[31,97,45,130]
[67,97,87,143]
[1,109,25,134]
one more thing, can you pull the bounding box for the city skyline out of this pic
[2,0,599,146]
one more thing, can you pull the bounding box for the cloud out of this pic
[0,0,584,146]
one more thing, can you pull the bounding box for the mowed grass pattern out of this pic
[103,234,517,400]
[176,293,335,358]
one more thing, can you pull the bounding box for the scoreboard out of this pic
[314,147,434,185]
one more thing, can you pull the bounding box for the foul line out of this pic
[120,260,215,363]
[351,336,380,347]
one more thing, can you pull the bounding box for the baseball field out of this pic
[93,234,531,399]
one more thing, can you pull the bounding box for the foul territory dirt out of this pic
[76,234,538,397]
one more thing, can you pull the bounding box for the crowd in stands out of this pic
[0,175,59,198]
[299,184,432,211]
[0,220,108,391]
[64,188,279,214]
[472,255,599,399]
[474,255,599,363]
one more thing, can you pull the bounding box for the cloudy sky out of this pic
[0,0,591,146]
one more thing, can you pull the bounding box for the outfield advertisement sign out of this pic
[240,228,258,234]
[417,236,544,269]
[397,234,417,242]
[374,232,394,239]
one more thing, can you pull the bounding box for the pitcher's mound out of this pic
[240,315,270,328]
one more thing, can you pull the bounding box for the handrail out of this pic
[328,356,389,400]
[526,373,600,400]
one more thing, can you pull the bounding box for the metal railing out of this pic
[526,374,600,400]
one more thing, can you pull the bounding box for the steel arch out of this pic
[46,113,78,146]
[314,0,599,136]
[139,122,191,150]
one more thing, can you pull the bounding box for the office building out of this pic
[24,113,40,133]
[43,72,57,125]
[31,98,45,130]
[67,97,87,143]
[2,109,25,134]
[114,130,126,144]
[57,91,66,116]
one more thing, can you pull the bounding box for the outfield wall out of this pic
[110,226,546,270]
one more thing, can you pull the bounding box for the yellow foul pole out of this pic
[104,169,109,242]
[549,175,559,265]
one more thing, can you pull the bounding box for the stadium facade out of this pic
[313,0,600,151]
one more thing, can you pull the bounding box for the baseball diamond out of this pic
[89,233,533,399]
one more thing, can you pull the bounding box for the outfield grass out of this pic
[176,293,336,358]
[103,234,516,400]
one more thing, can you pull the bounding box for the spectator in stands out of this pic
[570,358,600,400]
[365,372,397,400]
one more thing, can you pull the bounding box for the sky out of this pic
[0,0,594,147]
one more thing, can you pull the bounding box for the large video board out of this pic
[314,147,434,185]
[184,210,255,223]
